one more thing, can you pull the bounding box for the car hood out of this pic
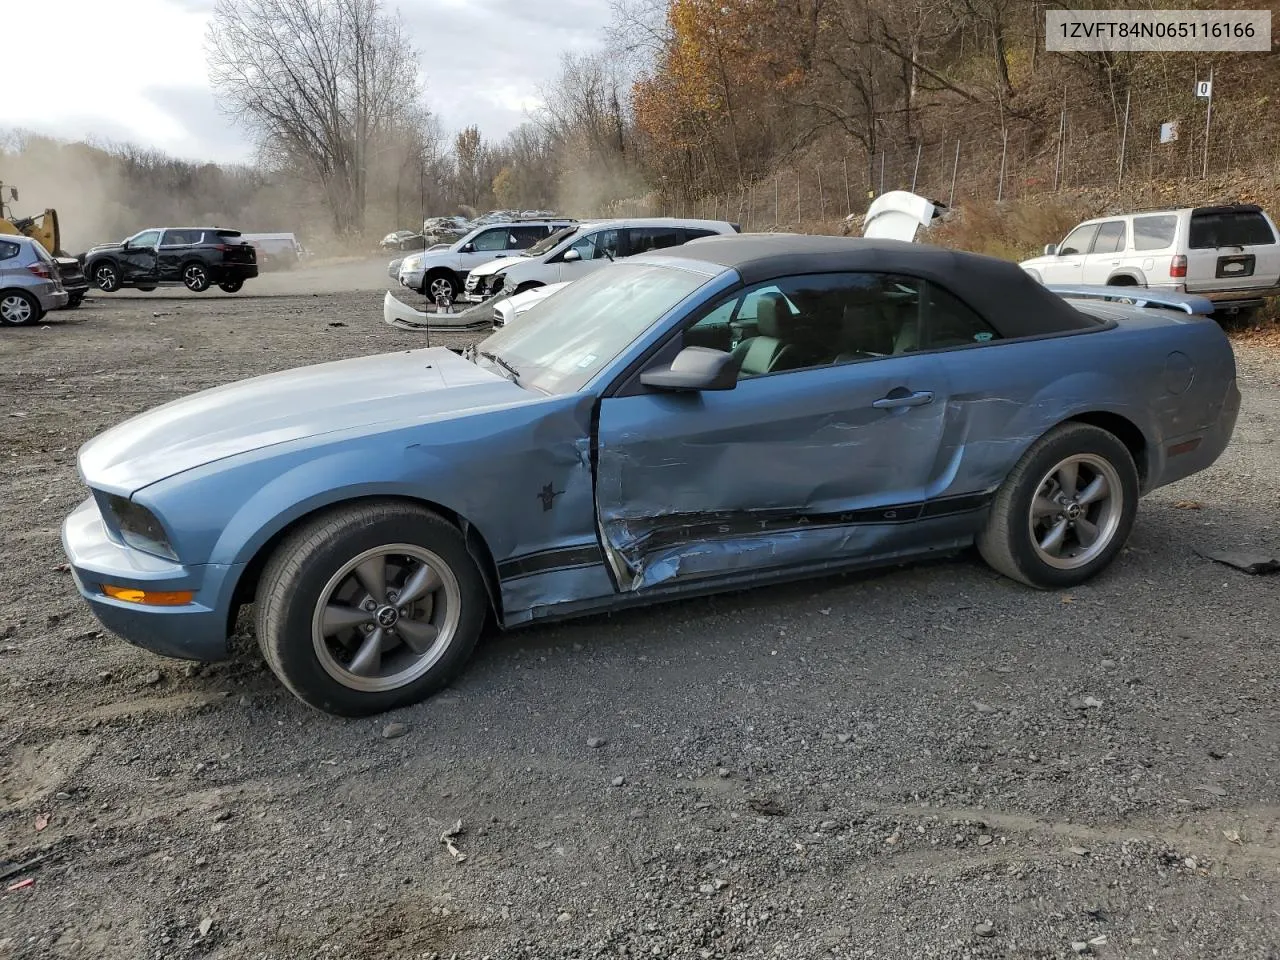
[77,347,530,496]
[469,255,532,278]
[84,241,125,255]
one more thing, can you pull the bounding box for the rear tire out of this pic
[218,279,244,293]
[65,293,84,309]
[976,423,1138,589]
[182,262,211,293]
[254,501,488,716]
[0,290,41,326]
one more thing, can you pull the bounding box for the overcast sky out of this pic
[5,0,611,164]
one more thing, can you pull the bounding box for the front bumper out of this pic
[398,266,426,291]
[382,290,495,330]
[60,497,238,662]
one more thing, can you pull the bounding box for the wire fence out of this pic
[605,117,1280,229]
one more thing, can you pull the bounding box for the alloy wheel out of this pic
[184,264,209,290]
[1028,453,1124,570]
[310,544,462,693]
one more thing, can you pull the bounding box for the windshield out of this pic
[526,225,580,258]
[476,262,711,395]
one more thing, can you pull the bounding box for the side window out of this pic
[509,226,546,248]
[685,272,922,378]
[1058,223,1099,255]
[0,240,19,261]
[626,227,684,256]
[130,230,163,248]
[569,228,619,261]
[1091,220,1126,255]
[922,283,1001,349]
[161,230,191,246]
[470,229,509,252]
[683,228,718,241]
[1132,215,1177,251]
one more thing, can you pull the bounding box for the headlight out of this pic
[402,256,422,271]
[104,494,179,560]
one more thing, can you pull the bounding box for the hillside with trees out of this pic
[3,0,1278,256]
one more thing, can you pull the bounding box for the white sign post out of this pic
[1199,68,1214,178]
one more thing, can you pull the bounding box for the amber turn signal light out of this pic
[101,585,194,606]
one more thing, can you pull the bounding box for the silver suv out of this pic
[395,218,575,302]
[0,234,68,326]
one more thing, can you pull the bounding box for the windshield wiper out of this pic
[479,349,521,381]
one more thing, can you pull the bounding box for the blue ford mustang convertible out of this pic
[61,235,1240,715]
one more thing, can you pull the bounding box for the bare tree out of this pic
[207,0,425,234]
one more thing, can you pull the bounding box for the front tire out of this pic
[423,271,459,303]
[976,422,1138,589]
[218,279,244,293]
[91,261,121,292]
[182,262,211,292]
[254,501,488,716]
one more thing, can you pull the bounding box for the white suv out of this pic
[1019,204,1280,315]
[396,219,575,301]
[460,218,740,303]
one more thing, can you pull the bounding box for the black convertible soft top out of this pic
[667,234,1099,340]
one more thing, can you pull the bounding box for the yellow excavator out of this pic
[0,183,62,253]
[0,182,89,308]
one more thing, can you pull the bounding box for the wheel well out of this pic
[1065,412,1149,486]
[1107,274,1138,286]
[226,495,503,635]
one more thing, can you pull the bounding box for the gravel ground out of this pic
[1,263,1279,959]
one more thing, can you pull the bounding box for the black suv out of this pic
[82,227,259,294]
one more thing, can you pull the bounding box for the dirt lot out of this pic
[2,261,1279,959]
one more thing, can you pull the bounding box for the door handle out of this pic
[873,390,934,409]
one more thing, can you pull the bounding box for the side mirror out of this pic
[1044,243,1058,256]
[640,346,739,392]
[562,248,581,263]
[461,242,474,253]
[121,240,131,250]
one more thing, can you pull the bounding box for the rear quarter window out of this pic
[1132,215,1177,250]
[1189,210,1276,248]
[0,240,19,261]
